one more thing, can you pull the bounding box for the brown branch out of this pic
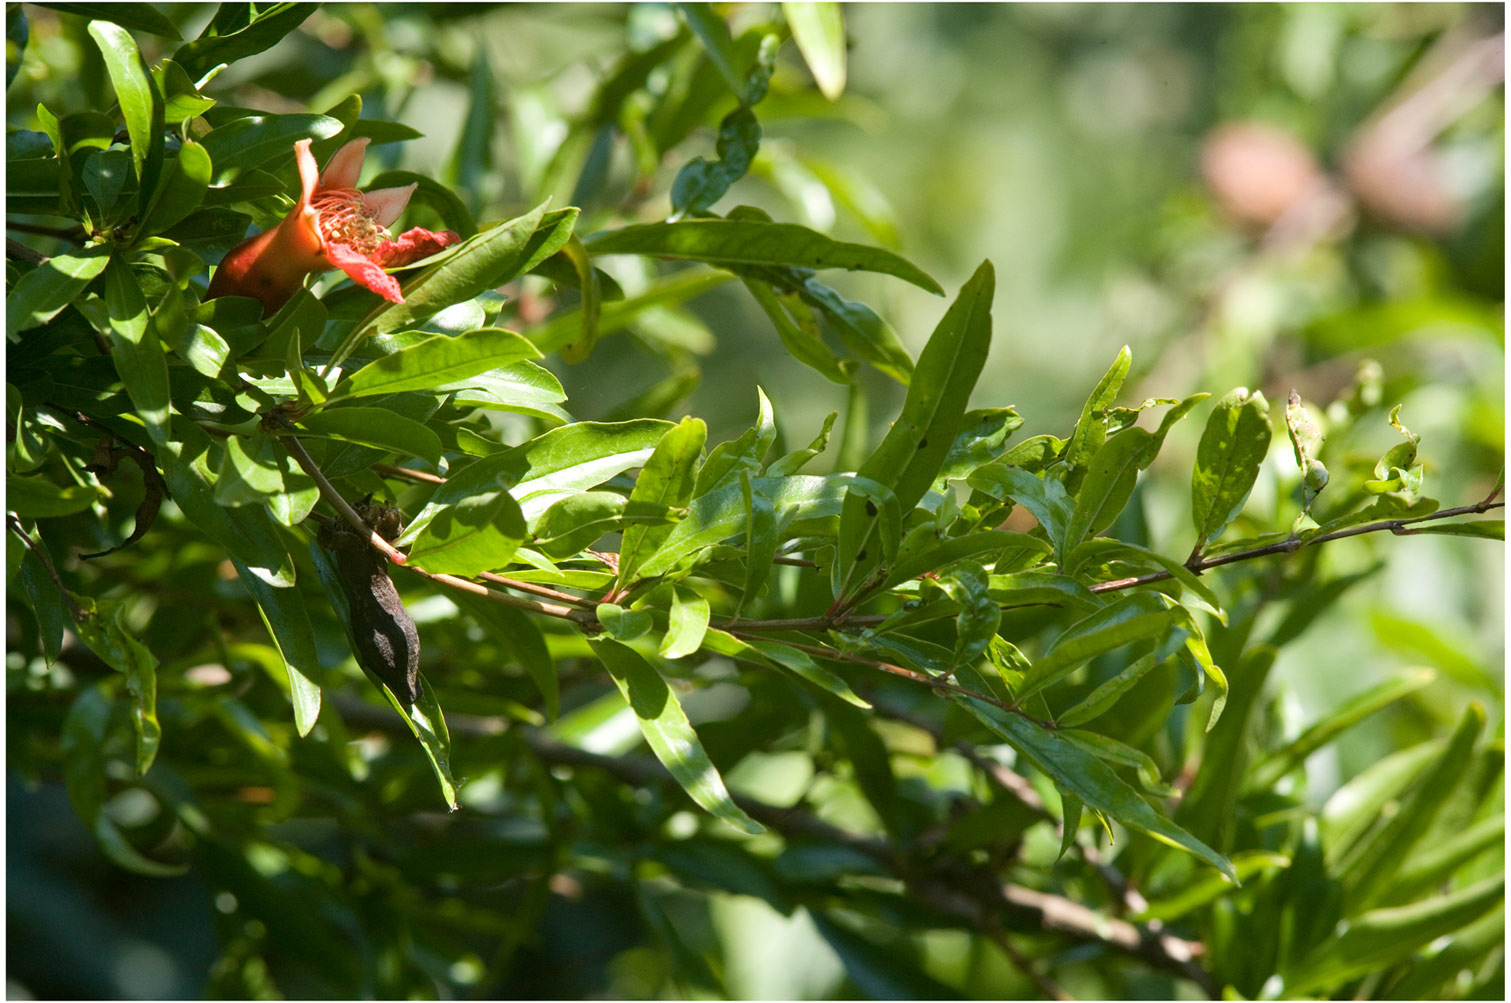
[1098,499,1504,595]
[372,462,448,486]
[507,725,1215,996]
[6,238,49,266]
[277,432,408,565]
[478,571,598,609]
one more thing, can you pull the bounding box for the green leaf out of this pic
[1386,814,1503,907]
[597,603,654,641]
[618,417,707,588]
[1016,598,1171,702]
[88,19,164,212]
[674,2,745,95]
[139,139,211,238]
[702,630,869,708]
[407,478,528,579]
[171,2,319,79]
[555,235,602,363]
[1061,728,1177,797]
[1136,851,1293,922]
[47,4,182,38]
[660,586,711,659]
[71,597,161,776]
[767,410,838,477]
[1407,519,1503,539]
[586,219,942,295]
[330,328,540,402]
[1285,389,1329,515]
[810,912,962,1001]
[5,246,110,334]
[402,421,668,543]
[1286,875,1504,997]
[153,58,215,121]
[1058,790,1083,860]
[932,560,999,673]
[967,464,1075,559]
[741,278,849,383]
[1063,426,1153,554]
[782,2,847,100]
[441,361,569,423]
[1191,388,1272,552]
[531,491,630,559]
[330,203,575,368]
[455,594,558,721]
[159,428,298,587]
[672,104,762,216]
[953,682,1235,880]
[589,638,763,834]
[1063,345,1131,487]
[5,475,105,517]
[735,473,777,616]
[1334,702,1485,913]
[295,408,443,466]
[199,113,342,184]
[230,558,321,736]
[1056,651,1159,728]
[62,685,186,876]
[99,259,170,444]
[637,474,852,580]
[934,407,1024,487]
[839,261,994,595]
[214,433,287,505]
[1247,668,1437,793]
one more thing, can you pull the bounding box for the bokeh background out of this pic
[7,3,1503,998]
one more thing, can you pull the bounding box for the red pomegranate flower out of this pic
[206,137,462,315]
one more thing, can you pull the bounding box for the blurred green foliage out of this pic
[6,3,1503,1000]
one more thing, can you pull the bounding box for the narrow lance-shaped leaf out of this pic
[783,2,847,101]
[953,674,1235,880]
[100,259,171,444]
[1062,345,1131,490]
[590,638,763,834]
[294,410,443,467]
[838,260,994,599]
[1016,597,1171,702]
[1247,668,1437,793]
[618,417,706,588]
[88,19,164,213]
[1190,387,1272,554]
[62,685,186,876]
[329,327,540,401]
[735,473,778,617]
[586,219,943,295]
[1285,874,1504,997]
[1063,426,1153,557]
[5,245,111,335]
[1335,701,1485,913]
[231,558,321,736]
[70,597,161,776]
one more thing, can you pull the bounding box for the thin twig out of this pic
[7,515,85,622]
[987,927,1073,1001]
[1098,499,1504,595]
[477,571,597,609]
[372,462,448,486]
[277,432,408,565]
